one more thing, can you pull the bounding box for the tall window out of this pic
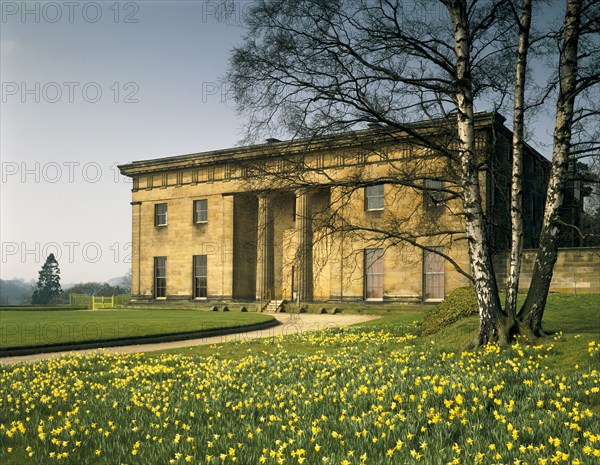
[193,199,208,223]
[423,179,445,213]
[365,184,384,211]
[155,203,168,226]
[154,256,167,298]
[193,255,207,298]
[423,247,444,301]
[364,248,384,300]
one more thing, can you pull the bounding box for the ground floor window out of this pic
[154,256,167,298]
[364,248,384,300]
[423,247,445,300]
[193,255,208,298]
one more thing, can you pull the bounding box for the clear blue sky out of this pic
[0,0,561,284]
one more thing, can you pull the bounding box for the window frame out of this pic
[365,184,385,211]
[154,203,168,227]
[423,179,445,213]
[193,199,208,224]
[193,255,208,299]
[154,256,167,299]
[364,248,384,301]
[423,247,445,301]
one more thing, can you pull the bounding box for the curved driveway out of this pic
[0,313,379,365]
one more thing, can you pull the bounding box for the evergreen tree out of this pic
[31,254,62,304]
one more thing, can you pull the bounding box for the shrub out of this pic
[421,286,479,336]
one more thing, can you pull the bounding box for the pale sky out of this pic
[0,0,563,284]
[1,1,250,283]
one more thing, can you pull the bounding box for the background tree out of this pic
[119,270,132,293]
[64,282,129,298]
[31,253,62,304]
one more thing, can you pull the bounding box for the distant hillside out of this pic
[1,274,130,305]
[0,279,33,305]
[107,275,130,289]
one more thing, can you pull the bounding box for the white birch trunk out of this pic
[506,0,532,318]
[447,0,507,344]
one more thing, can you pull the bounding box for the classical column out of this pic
[256,193,275,300]
[296,189,313,301]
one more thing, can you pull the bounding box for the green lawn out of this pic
[1,294,598,465]
[160,294,599,370]
[0,309,274,349]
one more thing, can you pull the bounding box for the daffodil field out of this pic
[1,324,599,464]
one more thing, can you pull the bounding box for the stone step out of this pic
[262,300,284,313]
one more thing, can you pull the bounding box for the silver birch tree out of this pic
[505,0,532,319]
[518,0,598,335]
[226,0,598,344]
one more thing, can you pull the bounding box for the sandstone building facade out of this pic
[119,113,550,304]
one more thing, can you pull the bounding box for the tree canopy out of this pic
[227,0,599,345]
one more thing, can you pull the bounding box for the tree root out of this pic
[476,314,515,348]
[474,316,550,349]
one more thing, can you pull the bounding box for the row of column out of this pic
[256,190,313,302]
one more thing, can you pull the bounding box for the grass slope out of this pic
[421,293,600,369]
[0,309,273,349]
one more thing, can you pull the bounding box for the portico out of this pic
[235,189,315,304]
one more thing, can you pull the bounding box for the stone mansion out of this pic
[118,113,552,304]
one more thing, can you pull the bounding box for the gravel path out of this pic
[0,313,379,365]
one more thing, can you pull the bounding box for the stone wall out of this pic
[494,247,600,294]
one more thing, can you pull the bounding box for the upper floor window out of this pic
[155,203,167,226]
[423,179,445,213]
[365,184,384,211]
[193,199,208,223]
